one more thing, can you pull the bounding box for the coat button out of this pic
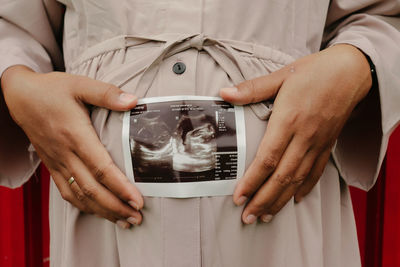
[172,62,186,75]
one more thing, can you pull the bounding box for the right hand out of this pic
[1,65,143,229]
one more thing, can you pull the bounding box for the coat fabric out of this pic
[1,1,400,266]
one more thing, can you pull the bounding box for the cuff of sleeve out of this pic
[0,51,52,78]
[0,154,41,189]
[328,35,399,191]
[0,20,50,188]
[0,96,42,188]
[0,19,53,78]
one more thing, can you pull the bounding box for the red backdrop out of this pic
[1,126,400,267]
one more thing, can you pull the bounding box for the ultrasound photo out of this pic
[129,98,238,183]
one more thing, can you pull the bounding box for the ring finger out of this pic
[51,171,92,213]
[67,153,142,224]
[68,177,118,222]
[241,136,309,223]
[258,148,321,222]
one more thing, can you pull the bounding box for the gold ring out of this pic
[68,177,75,185]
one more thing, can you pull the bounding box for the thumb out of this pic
[219,69,286,105]
[73,76,137,111]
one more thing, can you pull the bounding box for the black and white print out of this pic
[122,96,245,197]
[129,98,238,182]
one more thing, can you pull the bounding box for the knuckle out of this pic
[286,112,300,126]
[273,173,292,187]
[93,168,106,183]
[75,190,87,202]
[58,126,79,147]
[59,126,72,139]
[302,125,319,141]
[81,184,98,200]
[93,160,115,183]
[291,175,307,186]
[259,156,278,172]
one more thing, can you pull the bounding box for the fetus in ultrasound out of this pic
[173,114,217,172]
[130,113,173,178]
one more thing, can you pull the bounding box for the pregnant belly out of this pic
[89,48,273,189]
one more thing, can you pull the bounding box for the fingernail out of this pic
[260,214,273,223]
[119,93,136,104]
[245,214,257,224]
[116,220,131,229]
[221,87,238,94]
[127,217,139,225]
[236,196,248,206]
[129,201,140,211]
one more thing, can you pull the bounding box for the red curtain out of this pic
[0,165,49,267]
[1,127,400,267]
[382,126,400,266]
[349,125,400,267]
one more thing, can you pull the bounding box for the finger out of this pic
[68,181,135,229]
[35,144,137,223]
[67,153,143,225]
[34,149,80,209]
[49,154,138,228]
[258,149,321,223]
[68,179,118,222]
[72,76,138,111]
[241,135,309,224]
[294,148,332,202]
[219,67,289,105]
[233,110,294,206]
[51,171,91,213]
[68,123,144,211]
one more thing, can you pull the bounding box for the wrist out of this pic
[1,65,35,95]
[331,44,374,102]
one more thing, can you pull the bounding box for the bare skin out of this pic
[1,43,372,227]
[220,44,373,224]
[1,66,144,229]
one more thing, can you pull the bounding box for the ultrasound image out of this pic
[130,113,174,180]
[129,100,237,183]
[173,114,217,172]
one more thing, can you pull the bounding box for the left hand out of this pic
[219,44,373,224]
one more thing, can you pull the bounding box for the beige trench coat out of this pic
[1,1,400,266]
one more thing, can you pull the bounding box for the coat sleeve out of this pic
[322,0,400,190]
[0,0,64,188]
